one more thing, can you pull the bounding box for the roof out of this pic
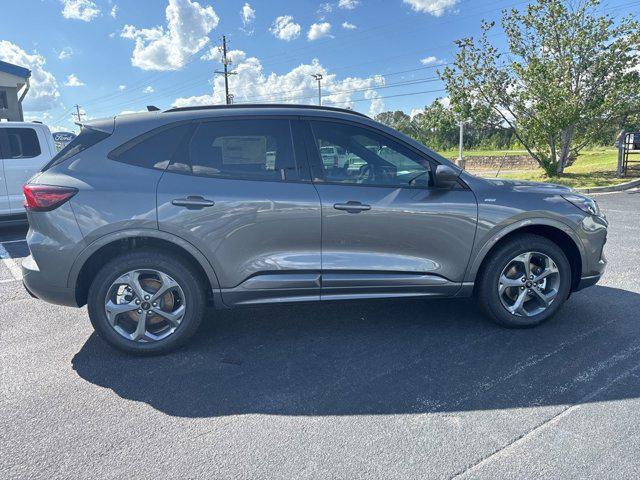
[164,103,370,119]
[0,60,31,79]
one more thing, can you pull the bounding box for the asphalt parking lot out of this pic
[1,190,639,479]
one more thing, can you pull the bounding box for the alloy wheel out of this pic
[497,251,560,317]
[104,269,186,342]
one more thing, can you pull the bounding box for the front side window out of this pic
[310,121,432,188]
[0,127,41,159]
[187,119,298,181]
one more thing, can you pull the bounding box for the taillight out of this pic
[23,185,78,212]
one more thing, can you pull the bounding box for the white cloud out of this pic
[173,51,385,117]
[0,40,60,111]
[200,47,221,62]
[420,56,437,65]
[342,21,357,30]
[201,47,246,66]
[118,84,126,91]
[144,86,154,93]
[121,0,219,71]
[110,5,118,18]
[438,96,451,108]
[269,16,301,41]
[403,0,459,16]
[57,47,73,60]
[308,22,332,41]
[318,3,333,14]
[240,3,255,34]
[338,0,360,9]
[64,74,85,87]
[60,0,101,22]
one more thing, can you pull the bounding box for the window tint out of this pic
[109,123,192,170]
[43,128,110,170]
[0,128,41,159]
[187,119,298,181]
[310,121,432,187]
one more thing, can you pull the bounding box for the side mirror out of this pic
[434,165,460,188]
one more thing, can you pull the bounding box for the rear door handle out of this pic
[333,201,371,213]
[171,196,215,208]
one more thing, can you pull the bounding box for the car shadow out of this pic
[72,285,640,418]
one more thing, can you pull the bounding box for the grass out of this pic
[438,148,529,157]
[443,147,636,189]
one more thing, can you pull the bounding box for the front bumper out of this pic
[574,273,603,292]
[22,254,79,307]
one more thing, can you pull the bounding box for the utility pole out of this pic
[215,35,237,105]
[311,73,323,106]
[74,104,84,123]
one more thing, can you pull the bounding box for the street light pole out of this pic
[457,120,465,169]
[311,74,323,106]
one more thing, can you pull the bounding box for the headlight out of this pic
[562,194,600,216]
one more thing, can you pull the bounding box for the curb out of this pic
[576,177,640,194]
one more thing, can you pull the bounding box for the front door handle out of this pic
[171,196,215,208]
[333,201,371,213]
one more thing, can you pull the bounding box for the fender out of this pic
[66,228,221,291]
[464,216,587,283]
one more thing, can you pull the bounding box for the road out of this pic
[1,190,639,479]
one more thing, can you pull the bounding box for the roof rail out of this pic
[163,103,370,119]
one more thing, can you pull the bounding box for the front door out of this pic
[156,117,322,306]
[303,118,478,299]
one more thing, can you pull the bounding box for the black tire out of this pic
[87,249,206,355]
[476,234,572,328]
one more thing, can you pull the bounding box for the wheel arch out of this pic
[468,220,585,292]
[69,229,221,307]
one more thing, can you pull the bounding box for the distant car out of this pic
[320,145,346,168]
[0,122,56,219]
[22,104,608,355]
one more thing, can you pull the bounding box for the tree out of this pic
[441,0,640,175]
[374,111,419,138]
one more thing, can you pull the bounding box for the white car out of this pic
[0,122,57,219]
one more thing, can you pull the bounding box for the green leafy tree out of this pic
[441,0,640,175]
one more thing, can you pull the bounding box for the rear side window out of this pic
[43,128,110,171]
[0,128,41,159]
[108,123,192,170]
[186,119,298,181]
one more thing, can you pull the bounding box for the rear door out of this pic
[156,117,322,306]
[302,118,478,299]
[0,126,53,213]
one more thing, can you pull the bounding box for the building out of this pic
[0,60,31,122]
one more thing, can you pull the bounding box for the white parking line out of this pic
[0,243,22,280]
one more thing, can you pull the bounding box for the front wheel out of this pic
[477,234,572,327]
[87,250,206,355]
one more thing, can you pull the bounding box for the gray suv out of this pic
[22,105,608,355]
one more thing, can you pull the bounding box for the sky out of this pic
[0,0,635,132]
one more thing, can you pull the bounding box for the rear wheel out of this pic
[477,234,572,327]
[87,250,206,355]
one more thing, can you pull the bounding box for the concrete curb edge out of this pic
[576,177,640,194]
